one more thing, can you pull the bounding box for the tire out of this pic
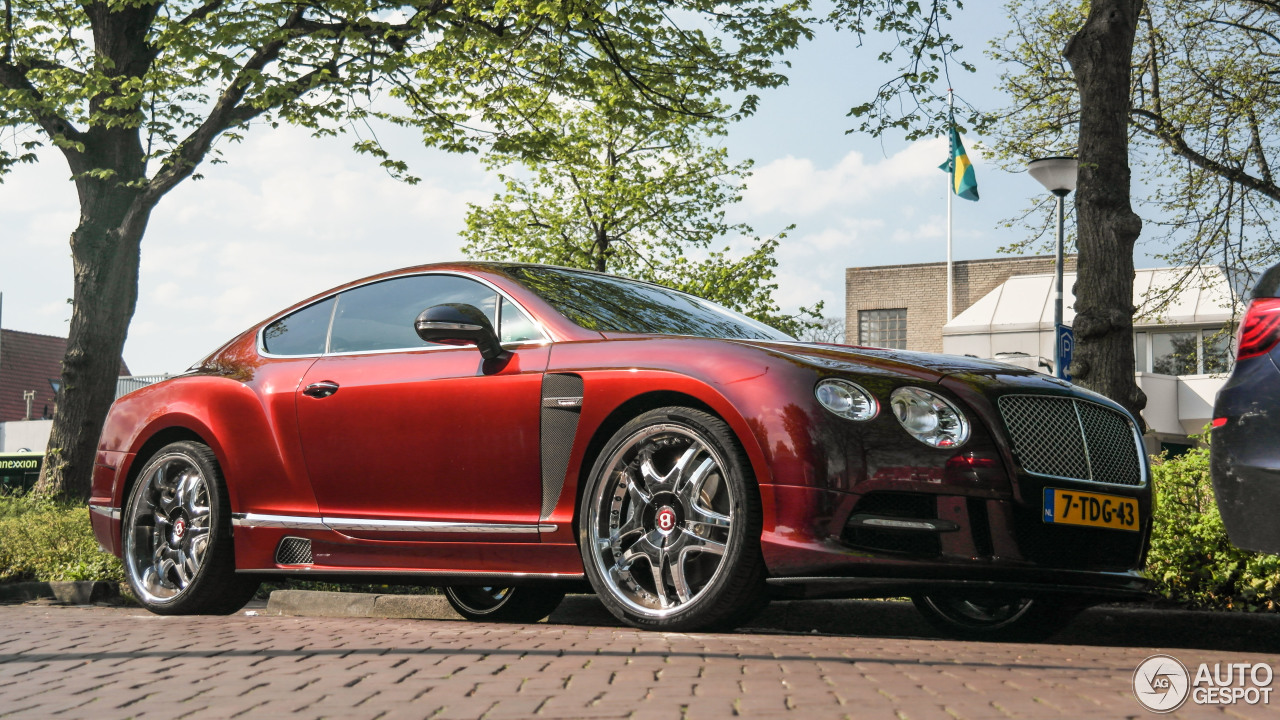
[578,406,768,632]
[121,441,259,615]
[443,586,565,623]
[912,594,1087,642]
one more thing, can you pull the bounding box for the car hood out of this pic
[735,340,1046,382]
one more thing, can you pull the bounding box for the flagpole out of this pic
[946,89,954,322]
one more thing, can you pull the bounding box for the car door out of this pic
[295,272,550,541]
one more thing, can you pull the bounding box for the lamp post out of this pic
[1027,156,1078,380]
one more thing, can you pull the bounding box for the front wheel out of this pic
[579,407,767,632]
[912,594,1086,642]
[443,586,565,623]
[122,441,259,614]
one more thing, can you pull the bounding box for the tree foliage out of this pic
[0,0,810,500]
[989,0,1280,314]
[826,0,983,140]
[461,100,820,336]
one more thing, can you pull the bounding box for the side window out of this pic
[500,297,543,344]
[329,275,499,354]
[262,297,335,356]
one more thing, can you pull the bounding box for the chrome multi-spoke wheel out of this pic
[581,407,766,631]
[125,453,212,601]
[443,585,565,623]
[122,441,258,615]
[913,594,1086,642]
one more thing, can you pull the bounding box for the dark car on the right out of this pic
[1212,262,1280,553]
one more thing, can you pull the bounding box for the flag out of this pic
[938,121,979,201]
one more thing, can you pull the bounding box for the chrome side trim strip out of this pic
[231,513,556,534]
[89,504,121,521]
[541,396,583,408]
[231,513,328,529]
[323,518,542,534]
[239,569,585,579]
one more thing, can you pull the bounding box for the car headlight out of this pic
[890,387,970,448]
[815,379,878,421]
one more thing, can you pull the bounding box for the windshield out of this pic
[505,266,794,341]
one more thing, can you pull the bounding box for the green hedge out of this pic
[1146,443,1280,611]
[0,494,124,583]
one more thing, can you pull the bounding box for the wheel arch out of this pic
[570,389,761,540]
[120,425,213,520]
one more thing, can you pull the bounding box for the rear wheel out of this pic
[912,594,1085,642]
[122,441,259,614]
[443,586,565,623]
[579,407,767,632]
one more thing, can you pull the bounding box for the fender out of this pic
[99,366,320,520]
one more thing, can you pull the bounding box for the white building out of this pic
[942,266,1248,452]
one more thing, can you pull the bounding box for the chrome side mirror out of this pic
[414,304,506,361]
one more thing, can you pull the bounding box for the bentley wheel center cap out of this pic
[655,506,678,536]
[173,518,187,540]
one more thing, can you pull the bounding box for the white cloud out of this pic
[742,137,950,216]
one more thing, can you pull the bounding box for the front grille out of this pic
[275,537,313,565]
[998,395,1143,486]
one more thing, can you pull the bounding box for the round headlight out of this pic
[889,387,970,448]
[815,379,878,421]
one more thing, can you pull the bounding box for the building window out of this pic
[1135,326,1233,375]
[859,309,907,349]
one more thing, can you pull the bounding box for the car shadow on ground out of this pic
[546,595,1280,653]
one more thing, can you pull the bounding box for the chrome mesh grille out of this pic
[998,395,1143,486]
[275,537,313,565]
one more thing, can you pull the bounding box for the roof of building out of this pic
[0,329,130,423]
[943,266,1250,336]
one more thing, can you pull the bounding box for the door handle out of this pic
[303,381,340,398]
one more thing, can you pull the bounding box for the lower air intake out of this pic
[275,537,313,565]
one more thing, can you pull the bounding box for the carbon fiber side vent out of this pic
[275,537,313,565]
[540,373,584,519]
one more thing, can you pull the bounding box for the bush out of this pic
[1145,443,1280,610]
[0,494,124,583]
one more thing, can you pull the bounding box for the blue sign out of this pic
[1057,324,1074,381]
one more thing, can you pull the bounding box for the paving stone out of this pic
[0,604,1278,719]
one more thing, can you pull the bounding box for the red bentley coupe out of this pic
[89,263,1153,639]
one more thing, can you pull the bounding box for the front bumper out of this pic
[760,477,1152,602]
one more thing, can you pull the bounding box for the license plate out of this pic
[1043,488,1140,531]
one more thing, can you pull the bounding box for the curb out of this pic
[0,581,121,605]
[266,590,1280,651]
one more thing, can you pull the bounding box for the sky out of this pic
[0,6,1140,375]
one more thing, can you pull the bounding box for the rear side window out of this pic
[500,297,541,343]
[329,275,499,354]
[262,297,335,356]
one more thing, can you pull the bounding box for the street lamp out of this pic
[1027,156,1078,380]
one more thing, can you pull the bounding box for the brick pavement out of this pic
[1,604,1277,720]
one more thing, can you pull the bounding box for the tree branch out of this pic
[144,6,316,201]
[1132,107,1280,204]
[0,60,86,159]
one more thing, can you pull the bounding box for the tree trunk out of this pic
[1063,0,1148,429]
[34,168,152,501]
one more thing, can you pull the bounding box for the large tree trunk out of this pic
[34,180,152,501]
[34,109,154,502]
[31,1,158,501]
[1064,0,1148,428]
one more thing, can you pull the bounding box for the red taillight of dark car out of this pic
[1236,297,1280,361]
